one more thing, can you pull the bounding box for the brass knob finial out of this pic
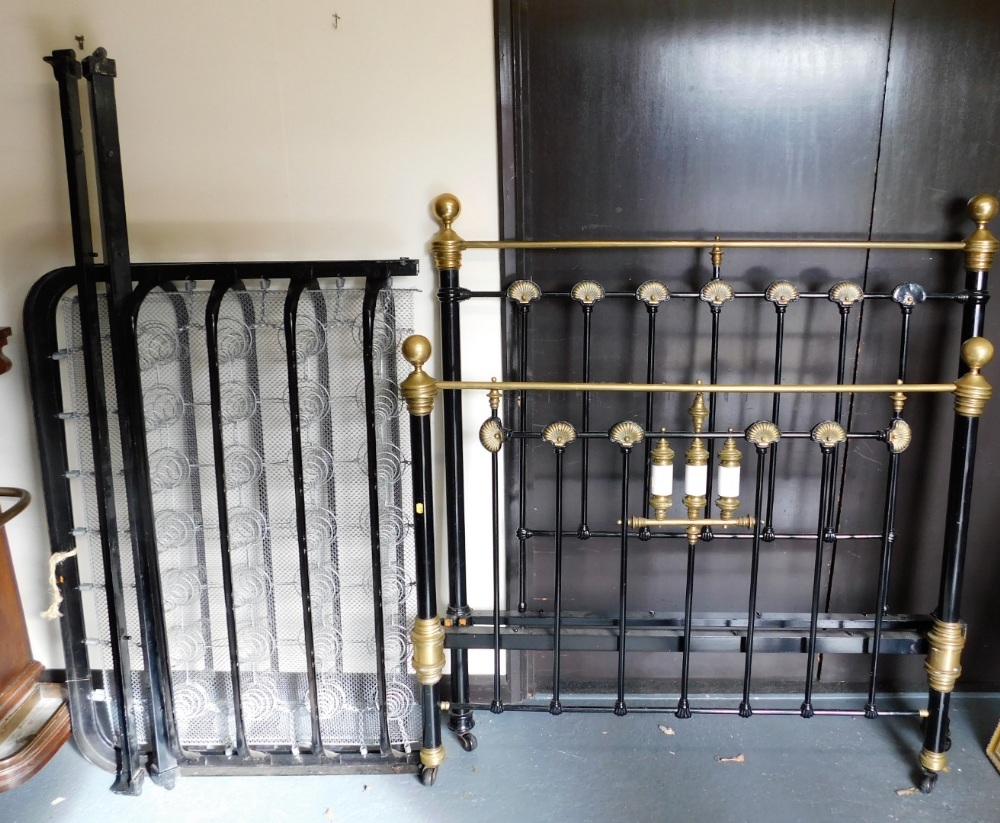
[968,193,999,229]
[433,193,461,231]
[402,334,432,369]
[960,337,993,373]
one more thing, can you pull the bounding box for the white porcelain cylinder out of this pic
[717,464,740,498]
[650,463,673,496]
[685,463,708,497]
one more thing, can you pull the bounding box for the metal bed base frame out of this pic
[26,47,439,793]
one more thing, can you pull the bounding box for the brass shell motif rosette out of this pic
[609,420,644,448]
[542,421,577,449]
[571,280,606,306]
[886,419,912,453]
[811,421,847,449]
[507,280,542,305]
[745,421,781,448]
[699,280,735,307]
[411,617,446,686]
[765,281,800,306]
[636,280,670,306]
[479,418,505,453]
[828,281,864,308]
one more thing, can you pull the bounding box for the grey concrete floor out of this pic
[3,693,1000,823]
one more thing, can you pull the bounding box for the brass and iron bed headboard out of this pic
[402,192,996,789]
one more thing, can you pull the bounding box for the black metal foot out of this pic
[738,702,752,718]
[420,766,438,787]
[800,702,814,719]
[549,700,563,716]
[490,699,504,715]
[457,732,477,752]
[919,770,938,794]
[864,704,877,719]
[675,700,692,720]
[613,700,627,717]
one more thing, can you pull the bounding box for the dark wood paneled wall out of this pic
[495,0,1000,688]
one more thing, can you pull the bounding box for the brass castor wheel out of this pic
[919,770,938,794]
[458,732,477,752]
[420,766,438,787]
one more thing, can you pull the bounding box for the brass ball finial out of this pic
[402,334,432,369]
[433,194,461,230]
[968,194,999,228]
[961,337,993,372]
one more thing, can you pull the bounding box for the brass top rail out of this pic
[437,379,953,395]
[463,239,965,252]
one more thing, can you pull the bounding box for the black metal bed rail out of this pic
[29,46,433,794]
[413,191,997,793]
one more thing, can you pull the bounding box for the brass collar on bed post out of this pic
[401,335,439,416]
[431,193,465,271]
[964,194,999,272]
[953,337,994,417]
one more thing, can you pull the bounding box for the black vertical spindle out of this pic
[739,446,768,717]
[550,443,567,715]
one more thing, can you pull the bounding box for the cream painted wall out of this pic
[0,1,501,667]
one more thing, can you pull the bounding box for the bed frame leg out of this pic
[401,336,446,785]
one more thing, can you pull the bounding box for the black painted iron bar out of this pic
[898,307,913,385]
[676,539,697,719]
[739,449,768,717]
[524,530,884,540]
[703,304,722,525]
[516,303,530,613]
[409,411,443,763]
[802,447,835,717]
[578,304,593,537]
[507,430,886,441]
[446,703,923,717]
[361,276,393,755]
[205,278,252,757]
[490,416,503,713]
[834,307,851,423]
[83,48,179,784]
[550,446,567,714]
[763,306,787,538]
[641,303,659,526]
[866,451,900,717]
[283,281,326,755]
[45,49,142,792]
[438,267,474,740]
[614,444,633,716]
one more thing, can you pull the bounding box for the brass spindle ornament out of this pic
[683,389,710,545]
[649,433,675,520]
[715,434,742,524]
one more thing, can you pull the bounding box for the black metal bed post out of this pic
[918,195,997,793]
[430,195,476,749]
[83,47,179,787]
[400,336,446,786]
[44,49,144,793]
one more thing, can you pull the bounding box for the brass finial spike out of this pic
[431,193,464,270]
[400,335,438,416]
[964,194,999,271]
[891,378,907,415]
[488,377,502,411]
[689,390,708,434]
[711,237,724,270]
[954,337,994,417]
